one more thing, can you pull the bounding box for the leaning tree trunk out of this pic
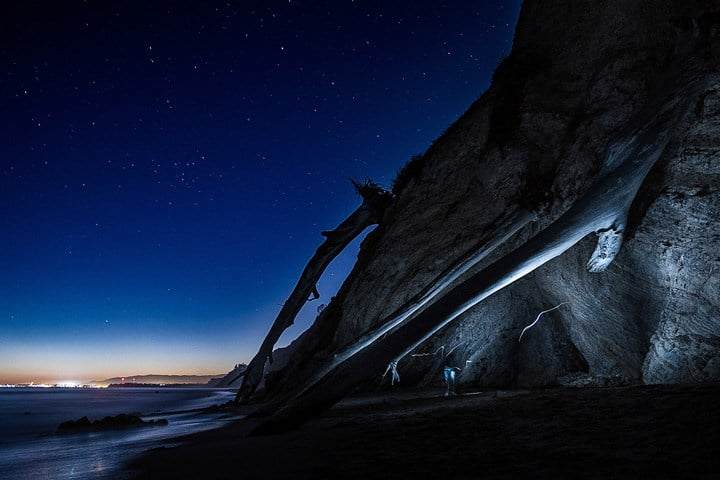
[250,206,536,416]
[250,80,701,434]
[303,206,537,389]
[236,182,393,403]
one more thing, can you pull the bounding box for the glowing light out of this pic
[57,381,80,388]
[518,302,568,342]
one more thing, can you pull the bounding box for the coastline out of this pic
[0,388,240,480]
[129,384,720,479]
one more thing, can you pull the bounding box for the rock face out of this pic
[210,363,247,388]
[263,0,720,397]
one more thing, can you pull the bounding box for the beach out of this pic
[131,384,720,479]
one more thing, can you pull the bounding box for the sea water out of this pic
[0,388,236,479]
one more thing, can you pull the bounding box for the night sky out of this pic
[1,1,521,383]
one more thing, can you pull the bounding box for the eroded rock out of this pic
[260,0,720,401]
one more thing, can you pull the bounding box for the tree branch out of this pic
[236,182,392,403]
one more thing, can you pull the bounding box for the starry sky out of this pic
[0,1,521,383]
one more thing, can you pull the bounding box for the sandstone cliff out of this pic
[259,0,720,399]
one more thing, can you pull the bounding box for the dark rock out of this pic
[58,416,92,430]
[58,414,168,432]
[209,363,247,388]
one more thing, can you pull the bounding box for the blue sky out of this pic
[0,0,521,383]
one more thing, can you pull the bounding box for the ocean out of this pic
[0,387,237,479]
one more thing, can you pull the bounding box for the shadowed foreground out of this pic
[130,385,720,479]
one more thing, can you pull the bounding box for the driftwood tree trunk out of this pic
[236,182,393,403]
[250,83,698,434]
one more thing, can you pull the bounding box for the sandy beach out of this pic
[129,384,720,479]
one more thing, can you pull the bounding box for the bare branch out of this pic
[236,184,393,403]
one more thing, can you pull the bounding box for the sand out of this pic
[129,384,720,479]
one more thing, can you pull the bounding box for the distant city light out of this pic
[0,382,104,389]
[57,381,80,388]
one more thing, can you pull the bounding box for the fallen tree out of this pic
[250,80,702,434]
[235,181,393,403]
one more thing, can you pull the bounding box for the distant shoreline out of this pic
[107,383,235,389]
[0,384,235,390]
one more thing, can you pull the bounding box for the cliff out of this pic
[258,0,720,401]
[209,364,247,388]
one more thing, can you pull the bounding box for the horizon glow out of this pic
[1,1,522,384]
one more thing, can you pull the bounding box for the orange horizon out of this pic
[0,367,235,385]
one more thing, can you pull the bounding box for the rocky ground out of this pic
[129,384,720,479]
